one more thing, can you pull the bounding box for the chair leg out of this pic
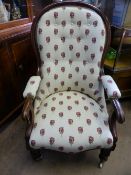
[30,148,43,161]
[98,148,112,168]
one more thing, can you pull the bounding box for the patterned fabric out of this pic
[30,91,113,152]
[101,75,121,98]
[34,6,107,112]
[23,4,116,153]
[23,76,41,98]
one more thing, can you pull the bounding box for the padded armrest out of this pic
[23,76,41,98]
[101,75,121,99]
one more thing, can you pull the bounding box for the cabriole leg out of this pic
[30,148,43,161]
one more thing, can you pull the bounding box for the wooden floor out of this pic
[0,98,131,175]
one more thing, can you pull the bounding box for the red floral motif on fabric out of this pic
[84,45,88,51]
[107,138,112,145]
[68,74,72,79]
[83,60,87,66]
[83,75,87,80]
[51,107,56,112]
[59,127,64,135]
[101,29,105,36]
[34,123,37,128]
[54,59,58,65]
[46,82,50,88]
[40,129,45,136]
[70,12,75,18]
[47,67,51,74]
[76,112,81,117]
[50,120,55,126]
[38,28,42,34]
[68,106,72,110]
[46,36,50,43]
[93,20,98,27]
[54,28,58,35]
[46,20,50,26]
[46,52,50,58]
[86,119,91,125]
[69,45,73,51]
[70,29,74,35]
[97,127,102,134]
[75,67,79,72]
[54,88,58,92]
[61,37,65,43]
[93,112,98,118]
[61,81,65,87]
[42,114,46,119]
[59,101,63,105]
[61,67,65,72]
[59,112,63,117]
[86,12,91,18]
[54,74,58,80]
[69,136,74,144]
[75,100,79,105]
[52,97,56,101]
[84,106,88,111]
[89,136,94,144]
[85,29,90,35]
[92,37,96,43]
[77,21,81,27]
[78,146,83,151]
[89,83,93,88]
[54,12,58,18]
[91,53,95,60]
[61,20,66,27]
[49,137,55,145]
[31,140,36,146]
[90,68,94,74]
[74,81,78,86]
[78,127,83,134]
[39,45,43,51]
[54,44,58,51]
[68,119,73,125]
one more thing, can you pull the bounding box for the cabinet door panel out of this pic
[0,47,17,120]
[11,37,37,100]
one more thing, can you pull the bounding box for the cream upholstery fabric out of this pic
[23,76,41,98]
[24,5,115,153]
[30,91,113,152]
[34,6,107,113]
[101,75,121,98]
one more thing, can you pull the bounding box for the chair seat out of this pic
[29,91,113,153]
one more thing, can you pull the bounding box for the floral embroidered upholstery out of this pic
[23,4,117,153]
[101,75,121,98]
[30,91,113,152]
[34,6,107,112]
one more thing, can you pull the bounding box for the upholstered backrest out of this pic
[33,2,110,111]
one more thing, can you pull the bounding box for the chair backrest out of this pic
[31,1,110,109]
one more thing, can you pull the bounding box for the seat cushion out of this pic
[30,91,113,153]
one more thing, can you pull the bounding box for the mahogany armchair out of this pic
[22,0,125,168]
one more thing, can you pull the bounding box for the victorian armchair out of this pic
[22,0,125,168]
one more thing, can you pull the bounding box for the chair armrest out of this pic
[23,76,41,98]
[111,99,125,124]
[22,95,34,122]
[22,94,35,143]
[101,75,121,99]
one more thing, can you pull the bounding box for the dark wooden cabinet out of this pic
[0,24,37,125]
[0,0,53,126]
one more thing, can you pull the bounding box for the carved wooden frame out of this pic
[22,0,125,166]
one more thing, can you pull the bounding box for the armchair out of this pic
[22,0,125,167]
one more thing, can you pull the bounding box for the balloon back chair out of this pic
[22,0,125,168]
